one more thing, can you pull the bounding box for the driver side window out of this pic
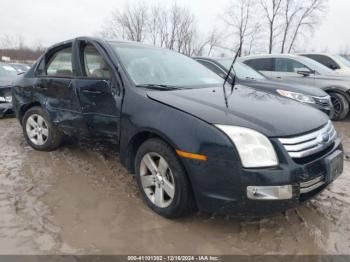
[83,45,111,80]
[275,58,309,73]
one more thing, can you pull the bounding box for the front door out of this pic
[272,58,316,86]
[76,42,122,140]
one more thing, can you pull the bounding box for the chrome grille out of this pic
[279,121,337,158]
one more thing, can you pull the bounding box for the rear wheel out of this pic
[135,138,195,218]
[22,107,63,151]
[329,92,349,121]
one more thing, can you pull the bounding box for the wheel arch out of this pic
[324,86,350,103]
[123,129,180,174]
[18,102,42,123]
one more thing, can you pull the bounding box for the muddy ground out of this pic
[0,118,349,255]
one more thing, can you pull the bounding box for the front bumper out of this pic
[310,103,334,118]
[0,103,13,118]
[0,87,13,118]
[185,137,343,216]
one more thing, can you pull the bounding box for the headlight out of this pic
[216,125,278,168]
[0,96,12,103]
[5,96,12,103]
[277,89,315,104]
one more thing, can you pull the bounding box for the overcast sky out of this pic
[1,0,349,53]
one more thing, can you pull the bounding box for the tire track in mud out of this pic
[0,119,61,253]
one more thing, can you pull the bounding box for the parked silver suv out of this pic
[241,54,350,120]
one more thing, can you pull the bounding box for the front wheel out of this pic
[22,106,63,151]
[135,138,196,218]
[329,92,349,121]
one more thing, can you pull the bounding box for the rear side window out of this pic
[302,54,340,69]
[244,58,274,71]
[275,58,309,72]
[46,47,73,77]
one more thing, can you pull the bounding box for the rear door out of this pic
[243,58,274,78]
[75,40,122,140]
[34,44,86,132]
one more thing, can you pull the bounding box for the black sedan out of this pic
[0,62,18,118]
[12,37,344,218]
[195,57,334,118]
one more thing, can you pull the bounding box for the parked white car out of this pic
[300,53,350,76]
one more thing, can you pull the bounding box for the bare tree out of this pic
[205,28,224,56]
[246,23,263,55]
[280,0,303,53]
[287,0,327,53]
[222,0,259,56]
[100,2,148,42]
[259,0,283,53]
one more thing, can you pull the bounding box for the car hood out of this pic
[240,78,327,96]
[147,85,329,137]
[0,76,18,87]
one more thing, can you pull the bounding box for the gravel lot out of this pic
[0,117,349,255]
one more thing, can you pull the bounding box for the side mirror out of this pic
[329,64,338,70]
[297,70,314,77]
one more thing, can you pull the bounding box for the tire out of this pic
[135,138,196,218]
[329,92,349,121]
[22,106,63,151]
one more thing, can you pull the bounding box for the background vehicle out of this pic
[241,54,350,120]
[195,57,333,118]
[0,62,18,118]
[300,53,350,76]
[12,37,343,218]
[10,63,31,73]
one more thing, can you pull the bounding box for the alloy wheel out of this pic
[140,152,175,208]
[25,114,49,146]
[331,95,343,118]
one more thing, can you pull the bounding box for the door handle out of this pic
[34,84,47,90]
[82,89,103,95]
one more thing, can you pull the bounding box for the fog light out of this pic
[247,185,293,200]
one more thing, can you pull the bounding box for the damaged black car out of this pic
[12,37,344,218]
[0,62,17,118]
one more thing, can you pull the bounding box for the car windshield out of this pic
[217,59,266,80]
[110,43,223,88]
[335,55,350,67]
[297,56,337,75]
[0,63,18,77]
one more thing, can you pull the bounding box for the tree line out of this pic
[0,0,329,61]
[99,0,328,57]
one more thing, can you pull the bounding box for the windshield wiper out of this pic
[136,84,181,90]
[223,46,241,91]
[222,46,242,107]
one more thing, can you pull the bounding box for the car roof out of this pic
[298,53,337,56]
[240,54,302,60]
[46,36,170,52]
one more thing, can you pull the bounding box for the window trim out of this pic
[78,42,113,81]
[35,43,74,79]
